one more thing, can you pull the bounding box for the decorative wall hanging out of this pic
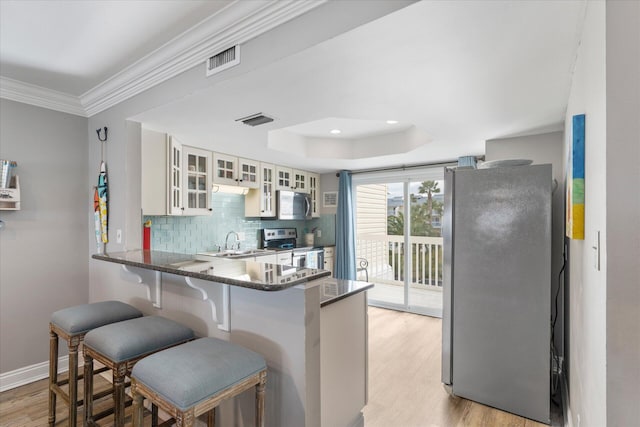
[566,114,585,240]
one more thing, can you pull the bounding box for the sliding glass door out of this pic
[354,169,444,317]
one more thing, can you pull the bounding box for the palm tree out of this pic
[418,180,440,219]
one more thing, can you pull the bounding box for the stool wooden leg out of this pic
[68,338,80,427]
[256,371,266,427]
[207,408,215,427]
[132,381,144,427]
[113,364,127,427]
[48,330,58,427]
[176,408,196,427]
[83,353,94,427]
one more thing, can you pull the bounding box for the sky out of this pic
[386,180,444,198]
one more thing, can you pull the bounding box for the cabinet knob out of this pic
[208,208,213,211]
[181,207,185,210]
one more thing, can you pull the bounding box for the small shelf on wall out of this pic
[0,176,21,210]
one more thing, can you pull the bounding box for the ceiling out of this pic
[0,1,586,173]
[0,0,231,95]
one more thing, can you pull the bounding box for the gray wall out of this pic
[0,99,88,373]
[485,131,565,359]
[605,1,640,425]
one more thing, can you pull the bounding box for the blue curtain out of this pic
[335,170,356,280]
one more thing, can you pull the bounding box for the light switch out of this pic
[592,230,600,271]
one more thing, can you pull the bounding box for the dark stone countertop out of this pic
[92,250,331,291]
[319,278,374,307]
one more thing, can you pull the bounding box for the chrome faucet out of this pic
[225,231,240,250]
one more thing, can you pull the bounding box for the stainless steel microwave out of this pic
[277,191,312,220]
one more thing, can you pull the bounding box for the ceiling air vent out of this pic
[206,45,240,77]
[236,113,274,127]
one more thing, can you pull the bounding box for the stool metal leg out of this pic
[152,403,159,427]
[83,353,93,427]
[48,330,58,427]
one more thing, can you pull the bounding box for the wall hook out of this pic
[96,127,108,142]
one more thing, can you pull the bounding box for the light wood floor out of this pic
[1,307,552,427]
[363,307,549,427]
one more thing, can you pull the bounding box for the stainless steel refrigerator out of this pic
[441,164,551,424]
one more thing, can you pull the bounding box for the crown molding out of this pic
[81,0,326,116]
[1,1,325,118]
[0,76,86,117]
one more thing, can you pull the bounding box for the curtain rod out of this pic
[335,156,483,177]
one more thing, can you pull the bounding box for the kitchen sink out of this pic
[197,249,275,259]
[167,259,216,272]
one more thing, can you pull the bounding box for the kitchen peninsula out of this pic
[93,250,372,427]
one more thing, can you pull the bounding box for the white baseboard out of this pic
[0,356,83,392]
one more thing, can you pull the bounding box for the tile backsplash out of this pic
[144,193,336,254]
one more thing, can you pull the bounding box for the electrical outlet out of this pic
[316,229,322,238]
[116,229,122,244]
[237,232,245,241]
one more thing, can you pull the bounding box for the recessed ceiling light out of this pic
[330,129,341,134]
[386,120,399,124]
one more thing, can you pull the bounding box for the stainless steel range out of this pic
[260,228,323,268]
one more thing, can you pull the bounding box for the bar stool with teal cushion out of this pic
[82,315,195,426]
[48,300,143,426]
[131,337,267,427]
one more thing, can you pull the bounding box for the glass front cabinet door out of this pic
[183,146,212,215]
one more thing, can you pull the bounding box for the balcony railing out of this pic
[356,234,444,289]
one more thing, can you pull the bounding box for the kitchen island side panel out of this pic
[230,283,321,427]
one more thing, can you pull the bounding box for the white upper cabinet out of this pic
[142,132,211,216]
[213,152,236,186]
[238,158,260,188]
[275,167,311,193]
[213,153,260,189]
[245,162,276,217]
[143,131,320,218]
[293,169,309,194]
[183,146,212,215]
[308,172,320,217]
[275,166,293,191]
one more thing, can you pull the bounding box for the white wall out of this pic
[564,2,607,426]
[0,99,88,375]
[604,1,640,425]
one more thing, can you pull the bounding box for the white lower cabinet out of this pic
[254,253,277,264]
[276,251,292,266]
[323,246,334,276]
